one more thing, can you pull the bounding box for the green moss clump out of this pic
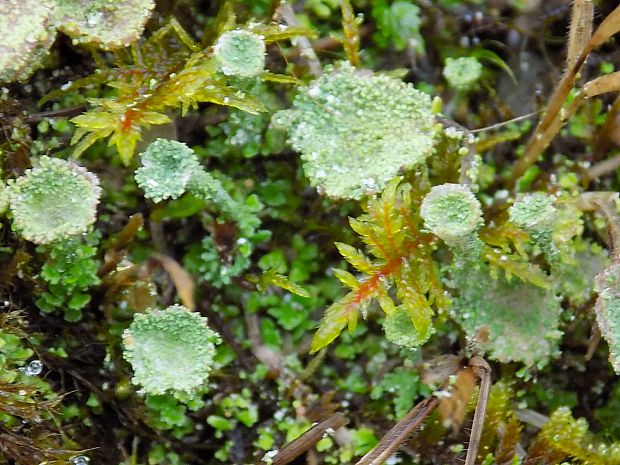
[123,305,221,396]
[273,61,438,199]
[214,30,266,78]
[7,157,101,244]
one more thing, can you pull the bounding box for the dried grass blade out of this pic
[567,0,593,68]
[355,396,439,465]
[271,413,349,465]
[583,71,620,97]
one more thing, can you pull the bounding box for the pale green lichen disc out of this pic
[214,30,266,78]
[453,268,562,367]
[509,192,557,231]
[135,138,201,202]
[443,57,482,91]
[55,0,155,50]
[594,263,620,374]
[122,305,221,395]
[273,62,438,199]
[0,0,56,83]
[7,157,101,244]
[420,183,482,245]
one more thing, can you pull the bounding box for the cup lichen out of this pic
[7,157,101,244]
[273,61,438,199]
[214,29,266,78]
[122,305,221,396]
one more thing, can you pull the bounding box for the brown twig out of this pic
[271,413,349,465]
[464,356,492,465]
[355,397,439,465]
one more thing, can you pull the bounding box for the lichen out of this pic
[273,61,438,199]
[452,266,562,367]
[0,0,56,83]
[443,57,482,91]
[122,305,221,396]
[7,157,101,244]
[420,183,483,246]
[214,30,266,78]
[510,192,559,264]
[135,139,201,202]
[509,192,556,230]
[55,0,155,50]
[594,263,620,374]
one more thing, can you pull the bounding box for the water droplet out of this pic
[70,456,91,465]
[24,360,43,376]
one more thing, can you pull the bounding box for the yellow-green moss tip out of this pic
[273,62,438,199]
[443,57,482,91]
[420,183,482,245]
[135,138,201,203]
[122,305,221,395]
[7,157,101,244]
[55,0,155,50]
[214,30,266,78]
[0,0,56,83]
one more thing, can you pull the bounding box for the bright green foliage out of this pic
[451,265,562,366]
[311,178,448,352]
[443,57,483,91]
[371,0,424,52]
[273,62,438,199]
[420,183,483,246]
[594,263,620,374]
[122,305,221,396]
[43,18,309,163]
[370,367,426,418]
[0,0,56,83]
[35,231,101,322]
[214,30,266,78]
[55,0,155,49]
[135,139,201,202]
[7,157,101,244]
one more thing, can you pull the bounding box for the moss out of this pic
[273,61,438,199]
[122,305,221,396]
[7,157,101,244]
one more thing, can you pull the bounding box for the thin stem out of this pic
[271,413,349,465]
[464,356,491,465]
[355,397,439,465]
